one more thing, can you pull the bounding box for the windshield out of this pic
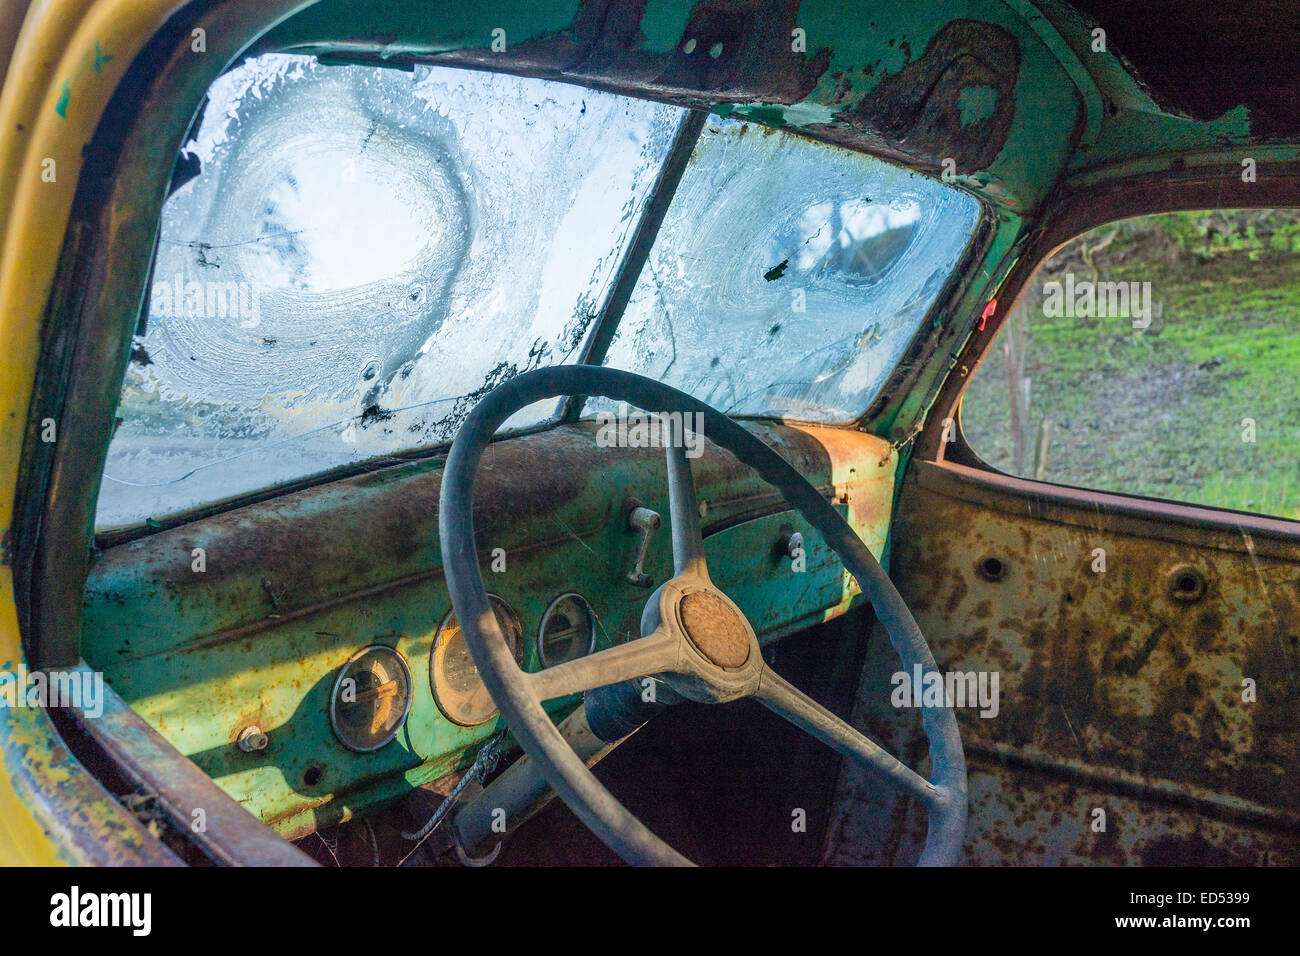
[597,116,982,421]
[97,55,981,531]
[97,55,686,529]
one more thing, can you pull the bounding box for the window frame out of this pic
[920,157,1300,540]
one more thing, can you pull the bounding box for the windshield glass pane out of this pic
[96,54,685,530]
[598,116,981,422]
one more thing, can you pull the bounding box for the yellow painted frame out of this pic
[0,0,228,867]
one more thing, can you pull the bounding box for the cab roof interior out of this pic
[1072,0,1300,137]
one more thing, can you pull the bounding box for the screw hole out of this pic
[303,766,324,787]
[976,556,1006,581]
[1167,565,1207,603]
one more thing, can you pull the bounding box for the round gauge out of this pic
[329,644,413,753]
[431,595,524,726]
[538,593,597,668]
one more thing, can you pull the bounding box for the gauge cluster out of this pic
[328,592,600,749]
[430,595,524,727]
[537,593,598,668]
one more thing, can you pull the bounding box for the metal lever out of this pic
[627,506,661,588]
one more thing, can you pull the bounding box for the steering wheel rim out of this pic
[439,365,966,866]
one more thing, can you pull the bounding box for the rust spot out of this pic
[845,20,1019,171]
[431,0,830,105]
[1083,812,1125,863]
[1140,832,1254,866]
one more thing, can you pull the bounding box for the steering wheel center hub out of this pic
[678,590,750,668]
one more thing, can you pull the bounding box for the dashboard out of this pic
[82,420,895,838]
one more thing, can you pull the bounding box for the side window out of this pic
[962,210,1300,521]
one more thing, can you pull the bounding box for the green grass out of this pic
[962,212,1300,521]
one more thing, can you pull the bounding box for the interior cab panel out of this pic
[827,456,1300,865]
[2,0,1296,878]
[82,421,892,838]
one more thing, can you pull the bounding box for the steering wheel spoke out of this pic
[753,667,948,811]
[666,443,709,581]
[526,629,679,702]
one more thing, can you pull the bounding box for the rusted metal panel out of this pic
[877,764,1298,866]
[83,421,894,836]
[0,695,183,866]
[824,457,1300,865]
[68,670,315,865]
[85,421,874,644]
[844,20,1020,172]
[261,0,1086,216]
[275,0,830,105]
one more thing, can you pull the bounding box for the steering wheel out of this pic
[439,365,966,866]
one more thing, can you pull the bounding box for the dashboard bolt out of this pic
[237,725,269,753]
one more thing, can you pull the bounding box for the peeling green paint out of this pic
[265,0,585,57]
[639,0,695,55]
[726,104,789,128]
[958,85,997,127]
[772,100,838,127]
[1075,104,1255,172]
[93,40,114,73]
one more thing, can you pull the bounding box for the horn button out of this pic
[678,590,751,668]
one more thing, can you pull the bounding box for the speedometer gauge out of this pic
[538,593,597,668]
[329,645,413,752]
[431,595,524,726]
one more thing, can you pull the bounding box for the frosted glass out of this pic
[98,54,685,529]
[600,116,981,423]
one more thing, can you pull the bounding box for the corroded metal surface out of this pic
[824,457,1300,865]
[845,20,1020,171]
[275,0,830,107]
[70,669,315,866]
[83,421,893,836]
[14,0,1296,866]
[262,0,1083,213]
[680,590,751,667]
[85,421,880,643]
[0,690,183,866]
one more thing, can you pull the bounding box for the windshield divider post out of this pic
[563,108,709,423]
